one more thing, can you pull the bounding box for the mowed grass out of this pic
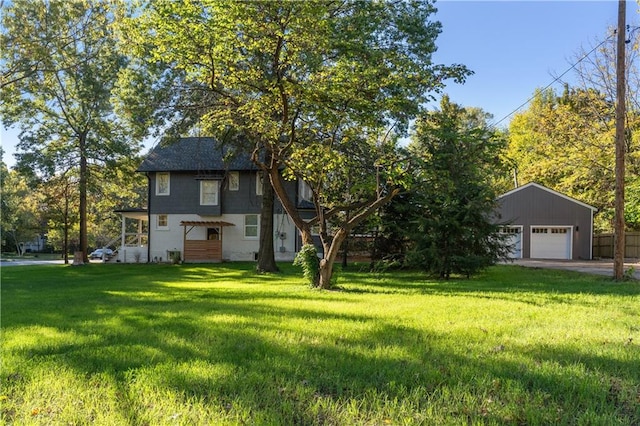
[1,263,639,425]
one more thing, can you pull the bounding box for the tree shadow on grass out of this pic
[2,264,639,424]
[338,265,640,298]
[20,299,637,424]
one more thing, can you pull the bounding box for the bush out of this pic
[293,244,319,287]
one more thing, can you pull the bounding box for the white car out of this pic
[89,248,114,259]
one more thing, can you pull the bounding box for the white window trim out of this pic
[228,171,239,191]
[299,180,313,202]
[156,214,169,230]
[156,172,170,196]
[256,172,263,196]
[244,214,259,239]
[200,180,220,206]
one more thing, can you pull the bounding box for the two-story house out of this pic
[115,137,312,263]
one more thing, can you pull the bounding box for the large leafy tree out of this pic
[0,163,44,255]
[126,0,469,288]
[507,86,640,231]
[38,172,80,263]
[508,27,640,232]
[406,97,508,279]
[0,0,138,262]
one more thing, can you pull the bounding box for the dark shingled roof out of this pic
[137,137,257,172]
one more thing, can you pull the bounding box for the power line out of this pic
[491,32,616,128]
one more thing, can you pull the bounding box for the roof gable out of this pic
[498,182,597,212]
[137,137,257,172]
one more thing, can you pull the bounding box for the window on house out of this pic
[207,228,220,240]
[244,214,259,238]
[200,180,219,205]
[256,172,263,196]
[228,171,239,191]
[157,214,168,229]
[299,180,313,202]
[156,172,170,196]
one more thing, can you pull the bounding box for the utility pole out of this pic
[613,0,627,280]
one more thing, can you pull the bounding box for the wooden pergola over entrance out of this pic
[180,220,235,262]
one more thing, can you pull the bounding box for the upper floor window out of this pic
[256,172,264,196]
[156,172,170,196]
[200,180,219,205]
[299,180,313,202]
[228,171,239,191]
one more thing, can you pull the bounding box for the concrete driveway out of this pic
[1,258,66,266]
[0,258,107,267]
[507,259,640,279]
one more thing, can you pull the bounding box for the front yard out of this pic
[2,263,639,424]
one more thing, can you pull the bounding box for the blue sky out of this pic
[432,0,640,125]
[1,1,639,168]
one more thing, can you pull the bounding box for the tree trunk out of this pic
[79,133,89,263]
[265,163,399,289]
[13,235,22,256]
[341,210,351,268]
[318,230,347,289]
[256,170,279,273]
[63,190,69,265]
[341,236,349,268]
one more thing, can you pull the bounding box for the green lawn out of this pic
[1,263,639,425]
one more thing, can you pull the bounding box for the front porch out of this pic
[115,209,148,263]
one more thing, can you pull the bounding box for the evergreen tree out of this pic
[406,97,509,279]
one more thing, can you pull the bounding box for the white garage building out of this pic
[496,183,596,260]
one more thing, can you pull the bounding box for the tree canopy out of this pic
[507,27,640,232]
[0,0,139,261]
[124,0,470,287]
[507,85,640,231]
[406,97,508,278]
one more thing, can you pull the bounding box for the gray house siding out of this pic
[136,137,317,262]
[147,171,300,216]
[497,184,595,260]
[149,172,222,215]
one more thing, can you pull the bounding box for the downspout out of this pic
[146,172,151,263]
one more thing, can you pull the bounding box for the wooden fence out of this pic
[593,232,640,259]
[183,240,222,262]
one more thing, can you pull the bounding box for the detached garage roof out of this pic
[498,183,597,212]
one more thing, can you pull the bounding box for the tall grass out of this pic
[1,263,639,425]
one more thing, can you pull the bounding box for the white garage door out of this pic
[530,227,572,259]
[500,227,522,259]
